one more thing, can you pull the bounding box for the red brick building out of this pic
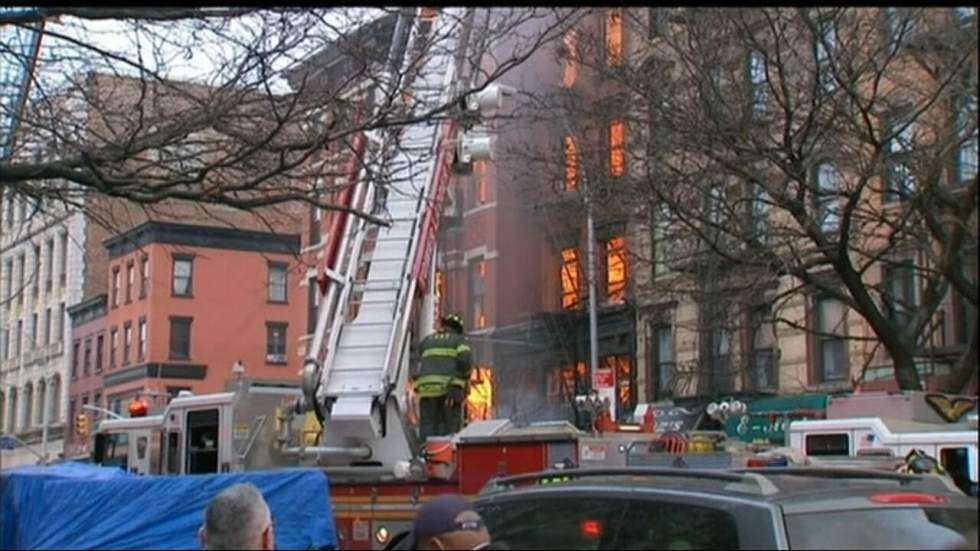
[99,221,305,411]
[434,13,638,424]
[64,293,107,459]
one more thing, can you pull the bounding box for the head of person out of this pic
[441,314,464,335]
[199,483,275,550]
[408,494,490,550]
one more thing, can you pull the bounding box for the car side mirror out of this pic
[383,530,411,551]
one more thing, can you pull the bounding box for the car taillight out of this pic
[869,493,948,505]
[580,519,602,539]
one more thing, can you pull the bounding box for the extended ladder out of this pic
[300,8,476,466]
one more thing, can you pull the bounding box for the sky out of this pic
[28,8,390,99]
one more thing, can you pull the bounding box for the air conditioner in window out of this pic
[266,353,287,364]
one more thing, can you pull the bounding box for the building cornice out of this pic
[67,293,108,325]
[104,221,300,259]
[102,362,208,388]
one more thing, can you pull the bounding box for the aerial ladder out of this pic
[290,7,511,472]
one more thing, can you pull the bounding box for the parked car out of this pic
[465,467,978,550]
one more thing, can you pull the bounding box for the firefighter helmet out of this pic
[902,449,946,475]
[441,313,464,333]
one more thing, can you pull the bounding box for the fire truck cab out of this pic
[94,382,305,475]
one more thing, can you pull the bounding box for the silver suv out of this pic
[471,467,978,550]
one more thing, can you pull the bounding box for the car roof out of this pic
[477,467,973,506]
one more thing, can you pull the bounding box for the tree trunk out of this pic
[941,324,978,395]
[892,351,924,391]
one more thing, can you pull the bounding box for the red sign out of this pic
[592,368,614,389]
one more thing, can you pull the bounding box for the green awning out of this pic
[747,393,828,414]
[724,393,830,445]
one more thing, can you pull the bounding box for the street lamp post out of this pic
[0,432,48,464]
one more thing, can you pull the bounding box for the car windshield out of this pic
[786,507,978,550]
[475,495,739,550]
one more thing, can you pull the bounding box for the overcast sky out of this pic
[29,8,389,98]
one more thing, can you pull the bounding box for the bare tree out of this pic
[509,8,978,394]
[1,8,581,224]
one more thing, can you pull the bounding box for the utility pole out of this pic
[555,117,600,406]
[585,182,600,395]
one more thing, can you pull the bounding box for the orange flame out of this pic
[466,367,494,421]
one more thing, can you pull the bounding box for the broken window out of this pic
[549,362,588,400]
[606,236,627,303]
[564,136,579,191]
[609,120,626,177]
[606,9,623,66]
[561,30,579,88]
[470,259,487,329]
[603,355,634,422]
[561,248,581,310]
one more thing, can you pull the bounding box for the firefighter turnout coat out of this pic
[414,330,473,398]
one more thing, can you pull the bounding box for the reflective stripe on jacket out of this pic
[414,374,468,398]
[414,330,472,397]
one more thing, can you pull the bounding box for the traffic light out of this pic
[75,413,89,436]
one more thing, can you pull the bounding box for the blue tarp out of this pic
[1,462,133,550]
[1,465,337,550]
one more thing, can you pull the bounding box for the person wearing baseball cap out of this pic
[406,494,491,550]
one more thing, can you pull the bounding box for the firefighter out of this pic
[898,449,947,476]
[414,313,472,443]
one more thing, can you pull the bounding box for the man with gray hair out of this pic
[198,483,275,550]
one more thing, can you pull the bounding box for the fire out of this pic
[466,367,494,422]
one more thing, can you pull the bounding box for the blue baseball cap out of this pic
[407,495,485,549]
